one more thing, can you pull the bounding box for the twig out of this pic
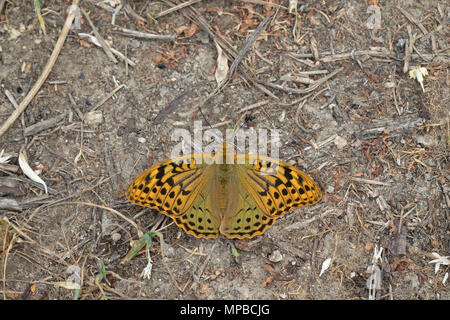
[350,177,391,186]
[285,209,343,231]
[112,26,176,41]
[122,0,146,22]
[0,0,79,138]
[155,0,203,18]
[319,48,392,63]
[4,88,26,137]
[0,169,59,194]
[68,93,84,121]
[278,87,327,107]
[111,3,122,25]
[396,6,428,35]
[89,84,125,113]
[280,74,315,84]
[229,13,272,77]
[4,89,19,109]
[162,0,278,98]
[264,67,343,95]
[295,100,314,134]
[125,41,129,76]
[237,100,269,113]
[154,85,200,124]
[54,201,142,237]
[80,8,118,64]
[294,70,329,76]
[403,25,414,73]
[0,163,19,173]
[360,116,425,138]
[24,112,67,136]
[232,0,288,10]
[209,120,232,128]
[104,143,118,192]
[47,80,68,85]
[0,0,6,15]
[287,134,337,159]
[192,242,217,284]
[0,198,21,211]
[78,33,136,66]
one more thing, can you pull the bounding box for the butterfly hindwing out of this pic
[174,187,221,239]
[221,191,276,239]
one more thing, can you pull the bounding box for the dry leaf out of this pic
[264,263,275,273]
[183,23,198,38]
[319,258,331,277]
[21,62,32,73]
[214,42,229,85]
[174,25,188,35]
[155,54,168,65]
[365,242,374,252]
[79,39,92,48]
[18,152,47,193]
[262,275,274,288]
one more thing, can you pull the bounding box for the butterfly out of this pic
[126,143,321,239]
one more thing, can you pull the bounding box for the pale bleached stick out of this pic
[112,26,176,41]
[78,33,136,66]
[155,0,203,18]
[237,100,269,113]
[350,177,391,186]
[396,6,428,35]
[80,8,118,64]
[0,0,80,138]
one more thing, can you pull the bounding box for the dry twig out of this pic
[229,13,272,77]
[155,0,203,18]
[24,112,67,136]
[264,67,344,95]
[80,8,118,64]
[112,26,176,41]
[0,0,80,138]
[396,6,428,35]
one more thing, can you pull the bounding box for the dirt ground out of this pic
[0,0,448,300]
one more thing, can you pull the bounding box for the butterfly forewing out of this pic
[127,154,211,215]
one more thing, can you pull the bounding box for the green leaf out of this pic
[120,231,162,265]
[96,260,106,284]
[34,0,46,35]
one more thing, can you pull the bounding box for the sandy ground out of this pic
[0,0,448,300]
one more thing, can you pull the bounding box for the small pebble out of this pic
[269,249,283,263]
[416,134,438,147]
[162,241,175,258]
[334,135,348,150]
[111,233,121,242]
[84,111,103,127]
[130,39,140,48]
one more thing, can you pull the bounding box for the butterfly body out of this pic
[127,144,322,239]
